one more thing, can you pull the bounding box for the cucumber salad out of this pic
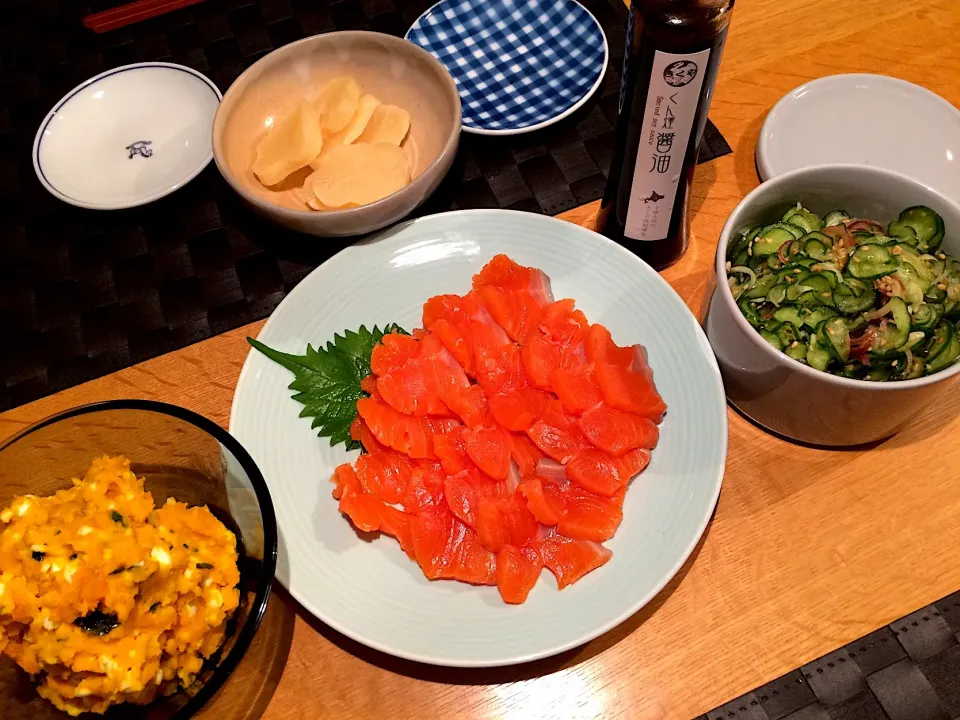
[726,203,960,381]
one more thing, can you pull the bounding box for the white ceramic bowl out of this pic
[213,31,461,238]
[706,165,960,446]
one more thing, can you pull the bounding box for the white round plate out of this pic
[758,74,960,199]
[229,210,726,667]
[33,62,222,210]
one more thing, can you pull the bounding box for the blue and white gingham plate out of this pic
[406,0,608,135]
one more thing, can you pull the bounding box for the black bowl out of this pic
[0,400,278,719]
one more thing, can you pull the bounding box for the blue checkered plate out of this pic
[406,0,608,135]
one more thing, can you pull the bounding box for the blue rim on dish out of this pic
[405,0,608,135]
[32,62,222,210]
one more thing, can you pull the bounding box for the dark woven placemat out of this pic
[0,0,731,411]
[699,589,960,720]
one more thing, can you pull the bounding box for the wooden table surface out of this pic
[4,0,960,717]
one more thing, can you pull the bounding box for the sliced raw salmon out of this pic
[479,286,543,342]
[594,362,667,422]
[509,433,545,477]
[580,405,659,456]
[496,544,543,604]
[401,462,444,513]
[332,254,668,602]
[557,493,623,542]
[472,254,552,306]
[464,425,511,480]
[357,396,436,459]
[433,426,471,475]
[549,364,603,415]
[539,533,612,590]
[521,335,562,389]
[332,463,361,500]
[613,448,651,482]
[355,448,410,504]
[473,325,525,396]
[584,324,634,366]
[539,299,588,346]
[518,476,563,526]
[526,400,589,463]
[565,449,622,497]
[488,388,550,431]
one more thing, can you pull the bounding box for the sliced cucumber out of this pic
[738,297,762,327]
[767,284,788,306]
[759,329,783,350]
[822,316,851,363]
[823,210,851,227]
[887,206,946,253]
[742,273,777,300]
[848,244,899,280]
[783,205,823,233]
[806,334,832,371]
[832,278,876,313]
[802,233,833,261]
[753,224,799,256]
[777,322,802,346]
[923,320,954,364]
[773,306,804,327]
[802,306,839,329]
[910,303,944,333]
[926,322,960,374]
[870,297,910,357]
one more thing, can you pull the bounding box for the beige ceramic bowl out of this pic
[212,31,461,237]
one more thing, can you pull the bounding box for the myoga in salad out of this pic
[726,204,960,381]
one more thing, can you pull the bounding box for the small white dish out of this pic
[757,74,960,199]
[229,209,726,667]
[33,62,222,210]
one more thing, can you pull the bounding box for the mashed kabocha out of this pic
[0,455,240,716]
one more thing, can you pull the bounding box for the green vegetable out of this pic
[248,324,407,450]
[823,210,851,227]
[726,202,959,380]
[887,205,946,252]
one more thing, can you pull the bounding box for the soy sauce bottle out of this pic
[596,0,734,270]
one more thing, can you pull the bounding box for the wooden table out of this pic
[4,0,960,717]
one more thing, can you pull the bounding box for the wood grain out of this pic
[4,1,960,717]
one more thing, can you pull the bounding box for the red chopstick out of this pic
[82,0,205,33]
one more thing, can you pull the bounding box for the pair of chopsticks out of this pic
[82,0,205,33]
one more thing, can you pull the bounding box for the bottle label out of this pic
[624,48,712,242]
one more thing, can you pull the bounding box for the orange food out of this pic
[330,255,666,602]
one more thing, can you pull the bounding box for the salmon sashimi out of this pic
[594,361,667,422]
[580,405,660,456]
[584,324,635,366]
[330,254,666,602]
[496,544,543,604]
[557,493,623,542]
[518,476,564,526]
[527,400,590,463]
[521,335,562,388]
[565,449,622,497]
[509,433,545,477]
[549,364,603,415]
[479,286,543,343]
[464,425,511,480]
[539,532,613,590]
[355,449,411,505]
[489,387,551,431]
